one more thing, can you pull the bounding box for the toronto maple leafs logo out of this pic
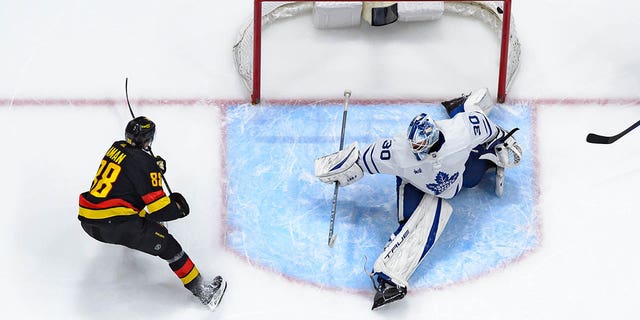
[426,171,459,195]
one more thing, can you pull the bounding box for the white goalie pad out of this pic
[312,2,363,29]
[398,1,444,22]
[373,194,453,288]
[315,142,364,186]
[464,87,494,115]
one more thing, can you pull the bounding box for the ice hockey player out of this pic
[314,88,522,310]
[78,116,226,310]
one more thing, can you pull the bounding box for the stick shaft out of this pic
[328,90,351,247]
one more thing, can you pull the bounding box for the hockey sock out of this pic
[167,251,202,289]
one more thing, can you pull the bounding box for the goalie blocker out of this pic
[315,142,364,186]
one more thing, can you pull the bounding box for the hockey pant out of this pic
[372,180,453,288]
[80,218,202,288]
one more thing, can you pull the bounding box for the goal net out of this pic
[233,1,520,104]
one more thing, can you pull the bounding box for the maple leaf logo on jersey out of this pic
[426,171,459,195]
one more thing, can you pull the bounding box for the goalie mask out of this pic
[125,116,156,149]
[407,113,440,160]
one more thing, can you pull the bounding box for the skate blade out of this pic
[206,280,227,311]
[371,293,405,310]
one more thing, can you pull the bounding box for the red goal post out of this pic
[234,0,519,104]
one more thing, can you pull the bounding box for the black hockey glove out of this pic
[170,192,190,217]
[155,156,166,174]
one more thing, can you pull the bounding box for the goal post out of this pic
[234,0,519,104]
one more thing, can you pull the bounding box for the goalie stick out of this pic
[328,90,351,248]
[586,119,640,144]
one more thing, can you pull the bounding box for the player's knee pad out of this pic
[373,194,453,288]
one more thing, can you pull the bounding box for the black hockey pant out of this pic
[80,218,202,290]
[80,218,181,260]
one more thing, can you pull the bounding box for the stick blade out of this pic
[586,133,613,144]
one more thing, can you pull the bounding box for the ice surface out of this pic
[1,1,640,319]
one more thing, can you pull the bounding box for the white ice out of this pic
[1,1,640,319]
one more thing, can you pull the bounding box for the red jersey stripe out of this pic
[141,189,166,205]
[79,194,137,211]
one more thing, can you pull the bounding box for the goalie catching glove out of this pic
[315,142,364,186]
[480,126,523,168]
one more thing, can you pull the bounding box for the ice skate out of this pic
[441,93,469,115]
[191,276,227,311]
[371,277,407,310]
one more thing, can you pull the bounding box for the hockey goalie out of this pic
[315,88,522,310]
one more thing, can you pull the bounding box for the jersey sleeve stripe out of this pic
[141,189,167,204]
[368,145,380,173]
[146,195,171,213]
[362,146,375,174]
[479,113,493,139]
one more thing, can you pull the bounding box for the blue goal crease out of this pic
[224,103,538,291]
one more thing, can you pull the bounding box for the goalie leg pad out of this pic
[464,87,494,116]
[372,194,453,288]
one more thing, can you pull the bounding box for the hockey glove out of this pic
[314,142,364,187]
[479,127,522,168]
[155,156,166,174]
[170,192,190,217]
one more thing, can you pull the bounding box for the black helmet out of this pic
[125,116,156,148]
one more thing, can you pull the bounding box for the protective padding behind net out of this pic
[232,1,520,103]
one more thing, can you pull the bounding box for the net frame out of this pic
[233,0,517,104]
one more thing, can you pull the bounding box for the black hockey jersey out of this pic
[78,141,182,222]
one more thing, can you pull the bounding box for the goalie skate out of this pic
[371,277,407,310]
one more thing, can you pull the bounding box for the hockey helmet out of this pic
[125,116,156,148]
[407,113,440,159]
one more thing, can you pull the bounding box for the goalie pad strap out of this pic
[373,194,453,288]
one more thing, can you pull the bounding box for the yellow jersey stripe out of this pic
[78,206,138,220]
[147,196,171,213]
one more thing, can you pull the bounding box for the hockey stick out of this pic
[125,78,173,194]
[586,119,640,144]
[328,90,351,248]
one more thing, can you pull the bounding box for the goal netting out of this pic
[233,1,520,104]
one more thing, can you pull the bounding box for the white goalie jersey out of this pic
[357,110,498,199]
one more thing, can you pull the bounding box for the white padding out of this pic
[373,194,452,288]
[312,2,363,29]
[464,87,494,115]
[315,142,364,186]
[398,1,444,22]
